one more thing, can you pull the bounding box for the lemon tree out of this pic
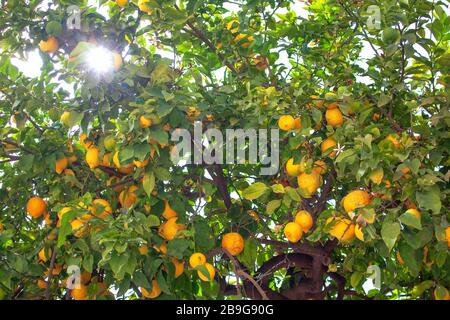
[0,0,449,300]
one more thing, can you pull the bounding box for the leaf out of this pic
[57,210,78,247]
[350,272,363,288]
[266,199,281,214]
[411,280,434,298]
[154,167,171,181]
[167,238,190,259]
[381,220,400,252]
[416,186,441,215]
[142,171,155,197]
[270,183,285,193]
[146,215,160,227]
[133,270,150,288]
[399,212,422,230]
[285,186,301,202]
[398,243,419,276]
[156,269,171,294]
[242,182,269,200]
[150,129,169,146]
[196,264,212,281]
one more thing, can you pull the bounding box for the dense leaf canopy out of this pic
[0,0,449,300]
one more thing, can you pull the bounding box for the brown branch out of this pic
[207,164,232,209]
[253,237,329,261]
[174,5,240,76]
[45,247,57,300]
[221,248,269,300]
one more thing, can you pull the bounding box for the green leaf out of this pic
[57,210,78,247]
[167,238,190,259]
[242,182,269,200]
[133,270,150,288]
[416,186,441,215]
[285,186,301,202]
[270,184,285,193]
[266,199,281,214]
[154,167,171,181]
[146,215,160,227]
[398,243,419,276]
[399,212,422,230]
[381,220,400,252]
[350,271,363,288]
[143,171,155,197]
[156,269,171,294]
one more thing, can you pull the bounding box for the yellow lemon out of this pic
[297,172,321,195]
[189,253,206,268]
[284,222,303,243]
[342,190,371,213]
[294,210,313,233]
[321,138,337,157]
[221,232,244,256]
[278,115,295,131]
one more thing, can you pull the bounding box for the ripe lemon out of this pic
[140,279,161,299]
[189,253,206,268]
[445,227,450,248]
[321,138,337,157]
[60,111,70,126]
[80,271,91,284]
[325,108,344,127]
[284,222,303,243]
[294,117,301,129]
[159,217,185,240]
[39,36,59,53]
[138,0,152,13]
[38,248,52,263]
[385,134,401,148]
[172,258,184,278]
[405,208,421,220]
[71,284,88,300]
[55,157,68,174]
[313,160,327,175]
[327,217,355,242]
[278,115,295,131]
[119,186,138,209]
[70,219,87,238]
[139,115,152,128]
[133,158,149,168]
[27,197,47,219]
[434,287,450,300]
[342,190,371,213]
[285,158,304,176]
[85,146,100,169]
[197,263,215,282]
[64,169,75,177]
[294,210,313,233]
[37,279,47,289]
[58,207,72,221]
[90,199,112,219]
[297,172,320,195]
[112,52,123,71]
[157,242,168,255]
[116,0,128,7]
[138,245,149,255]
[396,251,404,265]
[79,133,93,149]
[162,200,178,219]
[355,224,364,241]
[221,232,244,256]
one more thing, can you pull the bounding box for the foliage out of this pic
[0,0,449,300]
